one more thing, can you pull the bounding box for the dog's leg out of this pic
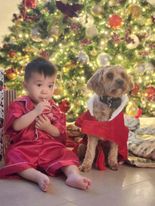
[79,136,98,172]
[108,142,118,170]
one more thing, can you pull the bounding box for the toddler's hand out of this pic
[34,100,51,116]
[35,115,51,131]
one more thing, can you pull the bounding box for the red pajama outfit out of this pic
[0,96,79,177]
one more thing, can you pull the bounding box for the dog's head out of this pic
[87,65,133,98]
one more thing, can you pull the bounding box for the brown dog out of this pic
[79,65,132,172]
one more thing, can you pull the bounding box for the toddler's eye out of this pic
[49,85,53,88]
[37,84,42,87]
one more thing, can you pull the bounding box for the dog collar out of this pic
[99,96,122,109]
[87,94,128,121]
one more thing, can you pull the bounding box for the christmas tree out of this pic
[0,0,155,121]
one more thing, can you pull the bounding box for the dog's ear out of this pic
[87,68,105,96]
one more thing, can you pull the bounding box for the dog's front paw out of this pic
[108,159,118,171]
[79,163,92,172]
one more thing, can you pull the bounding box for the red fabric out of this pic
[95,144,106,170]
[0,96,79,178]
[75,111,128,169]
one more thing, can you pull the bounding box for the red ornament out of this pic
[135,108,143,119]
[39,51,49,59]
[145,86,155,101]
[24,0,37,9]
[5,68,17,80]
[131,83,140,95]
[59,100,70,113]
[108,14,122,29]
[8,50,16,58]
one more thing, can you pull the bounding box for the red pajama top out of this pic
[0,96,79,177]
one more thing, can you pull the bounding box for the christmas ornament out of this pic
[54,85,64,95]
[5,68,17,80]
[24,0,37,9]
[126,34,139,49]
[126,101,139,117]
[145,86,155,101]
[92,5,103,16]
[56,1,83,18]
[31,28,41,42]
[134,108,143,119]
[77,51,89,64]
[131,83,140,95]
[97,53,111,66]
[108,14,122,29]
[8,50,16,58]
[128,4,141,18]
[85,25,98,38]
[59,100,70,113]
[39,50,49,59]
[147,0,155,6]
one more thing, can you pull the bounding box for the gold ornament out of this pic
[126,101,138,117]
[128,4,141,18]
[54,85,64,95]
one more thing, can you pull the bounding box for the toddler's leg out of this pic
[18,168,50,192]
[62,165,91,190]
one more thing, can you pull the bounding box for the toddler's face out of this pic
[24,72,56,104]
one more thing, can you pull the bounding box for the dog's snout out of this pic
[116,79,124,87]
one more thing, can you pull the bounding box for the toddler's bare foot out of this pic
[19,169,50,192]
[66,173,91,190]
[36,172,50,192]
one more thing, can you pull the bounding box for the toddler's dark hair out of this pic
[24,57,57,81]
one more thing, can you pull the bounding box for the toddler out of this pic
[0,57,91,191]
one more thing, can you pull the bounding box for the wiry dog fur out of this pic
[79,65,133,172]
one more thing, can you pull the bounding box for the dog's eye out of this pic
[106,72,113,79]
[120,72,126,79]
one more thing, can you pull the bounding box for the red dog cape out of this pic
[75,94,129,170]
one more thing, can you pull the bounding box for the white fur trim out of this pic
[87,94,128,121]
